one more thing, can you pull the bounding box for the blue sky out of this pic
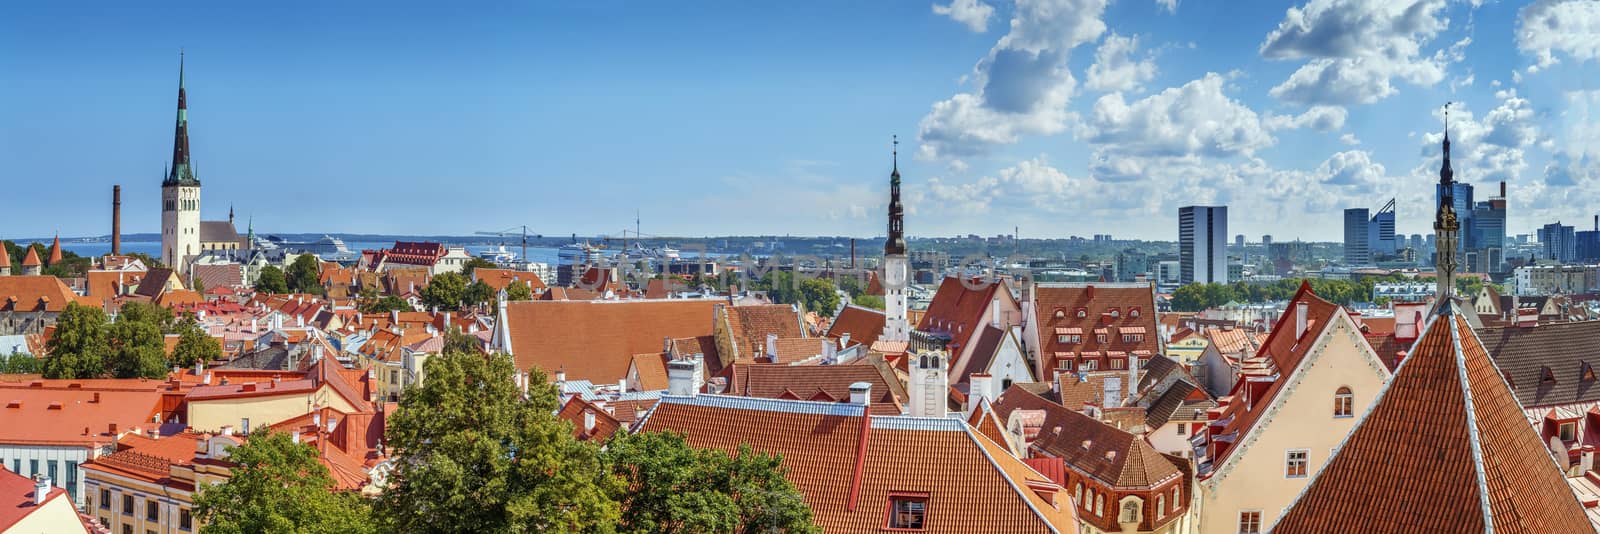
[2,0,1597,242]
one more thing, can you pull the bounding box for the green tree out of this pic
[603,432,817,534]
[852,294,885,310]
[43,303,110,379]
[505,281,535,302]
[287,254,324,295]
[117,301,176,334]
[0,352,42,374]
[1170,284,1206,312]
[462,279,495,308]
[419,272,468,311]
[255,266,289,294]
[108,309,169,379]
[193,429,375,534]
[171,318,222,369]
[797,278,840,317]
[191,276,206,294]
[377,345,620,533]
[462,258,496,279]
[360,295,412,314]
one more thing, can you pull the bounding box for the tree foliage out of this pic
[603,432,818,534]
[255,266,290,294]
[0,352,42,374]
[505,281,534,302]
[851,295,885,310]
[754,272,842,316]
[171,317,222,369]
[193,430,375,534]
[43,303,110,379]
[463,280,495,309]
[419,272,468,311]
[461,258,496,279]
[287,255,324,295]
[377,345,621,533]
[1168,275,1415,312]
[360,295,413,314]
[108,302,172,379]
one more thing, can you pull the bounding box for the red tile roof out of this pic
[19,247,41,268]
[1273,307,1591,533]
[1033,283,1159,376]
[501,299,720,383]
[0,464,73,530]
[723,304,805,364]
[991,385,1183,489]
[473,268,547,292]
[918,277,1009,361]
[638,395,1078,533]
[0,246,8,268]
[557,396,622,442]
[0,380,168,448]
[722,360,906,415]
[629,353,669,391]
[825,305,885,348]
[0,276,80,313]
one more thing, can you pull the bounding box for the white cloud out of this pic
[1156,0,1179,14]
[1085,72,1276,163]
[1317,150,1387,187]
[922,156,1092,214]
[1260,0,1457,106]
[917,0,1109,159]
[933,0,996,33]
[1517,0,1600,69]
[1084,33,1158,93]
[1340,132,1362,145]
[1264,105,1348,131]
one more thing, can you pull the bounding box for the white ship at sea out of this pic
[476,245,519,264]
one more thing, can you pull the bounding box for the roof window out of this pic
[885,493,928,530]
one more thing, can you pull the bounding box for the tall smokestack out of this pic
[112,185,122,255]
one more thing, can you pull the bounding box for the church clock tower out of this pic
[882,136,910,343]
[162,52,201,273]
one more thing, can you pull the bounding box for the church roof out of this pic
[199,221,240,245]
[1272,304,1591,533]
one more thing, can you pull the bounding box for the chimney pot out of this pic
[32,476,49,506]
[849,381,872,406]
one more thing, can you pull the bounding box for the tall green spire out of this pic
[164,50,200,187]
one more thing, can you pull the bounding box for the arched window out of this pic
[1334,387,1354,418]
[1095,494,1103,517]
[1121,499,1140,523]
[1171,486,1180,510]
[1073,482,1082,504]
[1156,494,1166,519]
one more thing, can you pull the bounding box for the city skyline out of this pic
[3,0,1597,242]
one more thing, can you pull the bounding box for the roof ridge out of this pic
[1448,312,1496,533]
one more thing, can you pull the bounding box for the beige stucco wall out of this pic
[1196,313,1388,534]
[187,384,358,432]
[9,493,87,534]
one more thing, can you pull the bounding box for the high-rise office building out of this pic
[1235,234,1245,249]
[1344,208,1371,265]
[1369,199,1397,256]
[1539,222,1578,263]
[1262,234,1273,247]
[1179,205,1227,285]
[1577,216,1600,263]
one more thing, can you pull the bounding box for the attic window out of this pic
[1054,309,1066,319]
[1583,363,1596,382]
[885,493,928,530]
[1077,308,1088,318]
[1109,308,1120,319]
[1104,450,1118,461]
[1081,439,1093,450]
[1129,308,1140,318]
[1541,366,1557,384]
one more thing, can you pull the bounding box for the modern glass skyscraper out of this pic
[1179,206,1227,284]
[1344,208,1370,265]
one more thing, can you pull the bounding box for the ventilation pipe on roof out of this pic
[849,382,872,406]
[1295,300,1309,339]
[667,360,696,396]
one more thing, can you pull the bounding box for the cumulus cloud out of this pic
[923,156,1093,214]
[1084,33,1158,93]
[933,0,996,33]
[1517,0,1600,69]
[1085,72,1276,162]
[1317,150,1387,187]
[1264,105,1348,131]
[1260,0,1458,106]
[917,0,1109,159]
[1156,0,1179,13]
[1340,133,1362,145]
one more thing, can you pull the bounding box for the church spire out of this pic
[164,50,200,187]
[885,135,906,256]
[1434,103,1459,306]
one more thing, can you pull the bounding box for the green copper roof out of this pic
[164,52,201,187]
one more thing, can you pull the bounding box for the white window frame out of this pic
[1560,421,1577,442]
[1334,387,1354,418]
[1285,449,1310,478]
[1238,509,1263,534]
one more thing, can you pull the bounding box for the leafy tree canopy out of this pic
[603,432,818,534]
[193,430,375,534]
[255,266,289,294]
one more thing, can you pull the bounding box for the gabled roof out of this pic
[629,353,669,391]
[1203,327,1260,355]
[473,268,547,292]
[638,395,1078,533]
[132,268,179,299]
[991,385,1184,489]
[918,277,1008,356]
[1273,305,1591,533]
[1033,282,1160,372]
[198,221,240,244]
[0,276,80,313]
[825,305,885,348]
[1477,320,1600,408]
[724,304,805,361]
[501,299,720,383]
[558,395,622,442]
[723,360,906,415]
[0,461,74,530]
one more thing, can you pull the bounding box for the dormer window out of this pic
[1109,308,1120,319]
[1077,308,1088,318]
[885,493,928,530]
[1560,422,1578,442]
[1541,366,1557,385]
[1054,309,1066,319]
[1583,362,1596,382]
[1130,308,1141,318]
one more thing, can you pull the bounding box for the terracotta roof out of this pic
[132,268,179,298]
[724,304,804,362]
[0,381,166,448]
[769,337,828,364]
[638,395,1078,533]
[46,237,62,266]
[0,463,73,530]
[1033,283,1159,375]
[85,270,145,300]
[473,268,547,292]
[629,353,669,391]
[81,432,206,489]
[0,246,8,268]
[991,385,1183,489]
[918,277,1008,358]
[1202,327,1259,354]
[1273,306,1591,533]
[557,396,622,442]
[20,247,41,268]
[667,336,720,369]
[826,305,885,348]
[723,360,906,415]
[1478,320,1600,408]
[0,276,80,313]
[501,299,720,383]
[155,289,205,309]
